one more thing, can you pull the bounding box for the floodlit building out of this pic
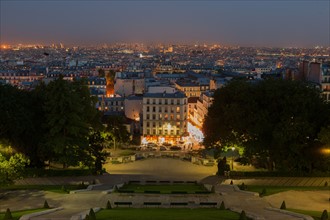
[142,91,188,144]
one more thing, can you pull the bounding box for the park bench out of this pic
[128,180,140,184]
[146,180,157,183]
[144,190,161,194]
[159,180,171,183]
[199,202,218,207]
[114,202,133,207]
[170,202,188,206]
[171,191,187,194]
[173,181,184,183]
[144,202,161,207]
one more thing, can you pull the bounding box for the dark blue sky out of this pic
[1,0,329,47]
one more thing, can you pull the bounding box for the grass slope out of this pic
[0,208,47,220]
[96,208,240,220]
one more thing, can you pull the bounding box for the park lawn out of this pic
[0,208,47,220]
[1,184,86,194]
[96,208,240,220]
[242,185,330,196]
[288,208,324,220]
[119,183,208,193]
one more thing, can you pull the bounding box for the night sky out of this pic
[1,0,329,47]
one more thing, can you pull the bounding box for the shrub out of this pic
[106,201,112,209]
[230,180,233,185]
[239,183,247,190]
[43,200,50,208]
[219,201,226,210]
[61,185,67,192]
[280,201,286,210]
[259,188,267,197]
[239,210,247,220]
[85,214,89,220]
[89,208,96,220]
[4,208,13,220]
[320,210,328,220]
[324,181,328,187]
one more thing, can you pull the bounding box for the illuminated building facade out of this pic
[142,91,188,144]
[190,91,214,129]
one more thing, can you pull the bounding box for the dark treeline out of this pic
[0,76,129,173]
[203,79,330,173]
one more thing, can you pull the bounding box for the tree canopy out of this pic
[203,79,330,172]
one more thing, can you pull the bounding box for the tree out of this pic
[43,76,98,167]
[203,79,330,172]
[0,84,44,167]
[85,129,110,174]
[103,115,130,149]
[0,153,29,185]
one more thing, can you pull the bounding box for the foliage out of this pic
[43,77,98,167]
[106,201,112,209]
[217,157,230,175]
[89,209,96,220]
[4,208,13,220]
[103,115,130,148]
[0,153,29,185]
[219,201,226,210]
[238,183,247,190]
[239,210,247,220]
[259,188,267,197]
[321,210,328,220]
[0,84,44,167]
[203,79,330,172]
[43,200,50,208]
[280,201,286,209]
[84,129,110,174]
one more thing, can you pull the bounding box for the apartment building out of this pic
[142,91,188,144]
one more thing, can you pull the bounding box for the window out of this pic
[147,122,150,127]
[170,114,174,120]
[147,99,150,104]
[176,115,180,120]
[159,130,162,135]
[153,106,156,112]
[171,99,174,105]
[176,107,180,112]
[177,100,180,104]
[176,130,180,135]
[147,106,150,112]
[147,129,150,135]
[152,114,156,120]
[159,114,162,119]
[146,114,150,120]
[165,99,168,105]
[153,122,156,127]
[171,107,174,113]
[153,99,156,104]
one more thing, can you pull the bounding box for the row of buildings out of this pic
[1,44,329,147]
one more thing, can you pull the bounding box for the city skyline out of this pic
[1,0,329,48]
